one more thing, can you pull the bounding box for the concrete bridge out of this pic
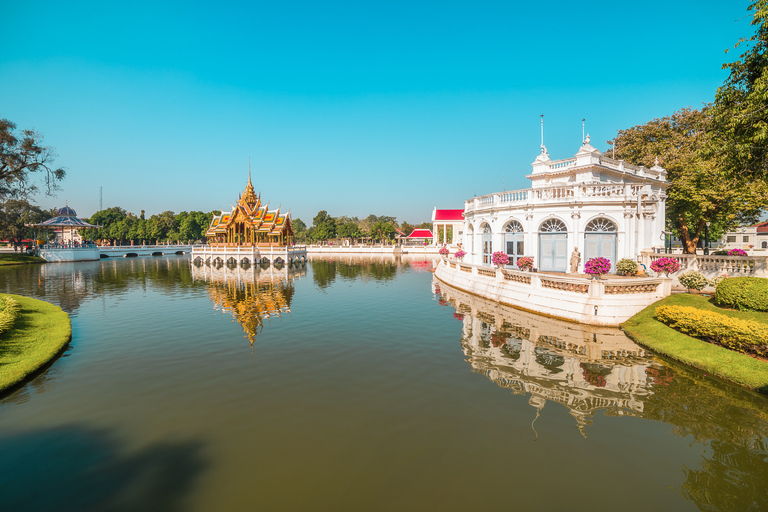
[98,244,194,258]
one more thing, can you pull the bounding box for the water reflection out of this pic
[435,277,768,508]
[308,254,434,289]
[0,256,199,315]
[191,262,305,345]
[434,278,666,435]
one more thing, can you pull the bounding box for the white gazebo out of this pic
[29,205,102,262]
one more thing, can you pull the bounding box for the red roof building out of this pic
[432,207,464,246]
[407,229,434,239]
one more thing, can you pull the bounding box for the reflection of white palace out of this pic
[462,135,669,272]
[435,279,660,436]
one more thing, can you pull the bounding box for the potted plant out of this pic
[438,245,450,257]
[516,256,534,271]
[491,251,509,268]
[584,257,611,279]
[615,258,638,276]
[650,257,681,276]
[728,248,747,256]
[677,270,710,293]
[453,249,466,261]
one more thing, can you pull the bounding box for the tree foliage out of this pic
[0,119,65,200]
[710,0,768,179]
[608,107,768,253]
[311,210,337,241]
[0,199,51,243]
[87,207,213,244]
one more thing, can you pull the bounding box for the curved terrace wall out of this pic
[434,258,671,326]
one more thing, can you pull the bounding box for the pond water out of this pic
[1,255,767,511]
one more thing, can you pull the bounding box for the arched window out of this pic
[539,218,567,232]
[763,241,767,249]
[585,218,617,232]
[584,217,617,271]
[538,218,567,271]
[504,220,524,265]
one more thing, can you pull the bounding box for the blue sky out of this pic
[0,0,755,225]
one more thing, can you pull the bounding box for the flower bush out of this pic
[516,256,534,271]
[584,257,611,276]
[615,259,638,276]
[491,251,509,267]
[728,248,748,256]
[677,271,710,291]
[453,249,466,260]
[710,274,729,288]
[438,245,449,256]
[650,257,681,276]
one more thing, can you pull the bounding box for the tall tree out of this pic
[292,218,307,242]
[710,0,768,179]
[0,119,65,200]
[609,107,768,253]
[312,210,336,240]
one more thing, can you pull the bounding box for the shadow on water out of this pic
[0,425,207,512]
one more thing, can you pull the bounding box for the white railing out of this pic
[641,251,768,279]
[465,181,651,214]
[548,158,576,170]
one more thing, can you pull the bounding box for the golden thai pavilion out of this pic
[205,175,294,246]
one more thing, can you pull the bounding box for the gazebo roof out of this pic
[29,207,101,229]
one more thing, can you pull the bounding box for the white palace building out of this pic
[461,136,669,272]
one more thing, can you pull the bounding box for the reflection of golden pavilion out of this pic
[192,262,305,345]
[434,278,661,437]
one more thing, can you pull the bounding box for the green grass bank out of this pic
[0,253,47,266]
[622,294,768,395]
[0,294,71,394]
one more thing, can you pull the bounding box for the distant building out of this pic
[720,221,768,251]
[432,208,464,246]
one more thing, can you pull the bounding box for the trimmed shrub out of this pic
[655,305,768,357]
[712,250,729,255]
[616,259,638,276]
[0,295,20,335]
[714,277,768,311]
[677,271,710,291]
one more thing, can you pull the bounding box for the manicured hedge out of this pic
[714,277,768,311]
[0,295,19,335]
[655,304,768,357]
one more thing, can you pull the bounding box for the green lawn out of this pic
[0,294,71,394]
[622,293,768,394]
[0,253,47,265]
